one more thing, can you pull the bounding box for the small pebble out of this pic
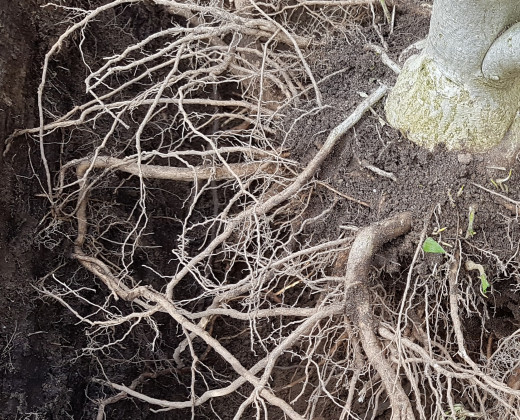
[457,153,473,164]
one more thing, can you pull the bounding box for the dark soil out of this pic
[1,0,519,419]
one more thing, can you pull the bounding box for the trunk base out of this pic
[386,53,520,161]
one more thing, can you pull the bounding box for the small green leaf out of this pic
[480,273,490,296]
[466,260,491,297]
[422,237,446,254]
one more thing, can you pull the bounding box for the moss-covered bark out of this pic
[386,0,520,159]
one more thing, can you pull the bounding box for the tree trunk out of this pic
[386,1,520,161]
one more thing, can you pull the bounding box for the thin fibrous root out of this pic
[365,43,402,74]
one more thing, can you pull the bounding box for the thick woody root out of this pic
[336,212,415,420]
[375,207,520,419]
[334,213,520,420]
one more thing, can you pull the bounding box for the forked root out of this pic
[340,212,414,420]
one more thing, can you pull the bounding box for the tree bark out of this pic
[386,0,520,161]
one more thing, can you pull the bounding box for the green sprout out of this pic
[422,237,446,254]
[465,260,490,297]
[432,227,447,235]
[444,403,467,419]
[465,204,477,239]
[491,168,512,193]
[447,189,456,208]
[379,0,392,23]
[444,402,483,419]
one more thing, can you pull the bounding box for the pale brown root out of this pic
[74,155,280,182]
[340,212,415,420]
[365,43,402,75]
